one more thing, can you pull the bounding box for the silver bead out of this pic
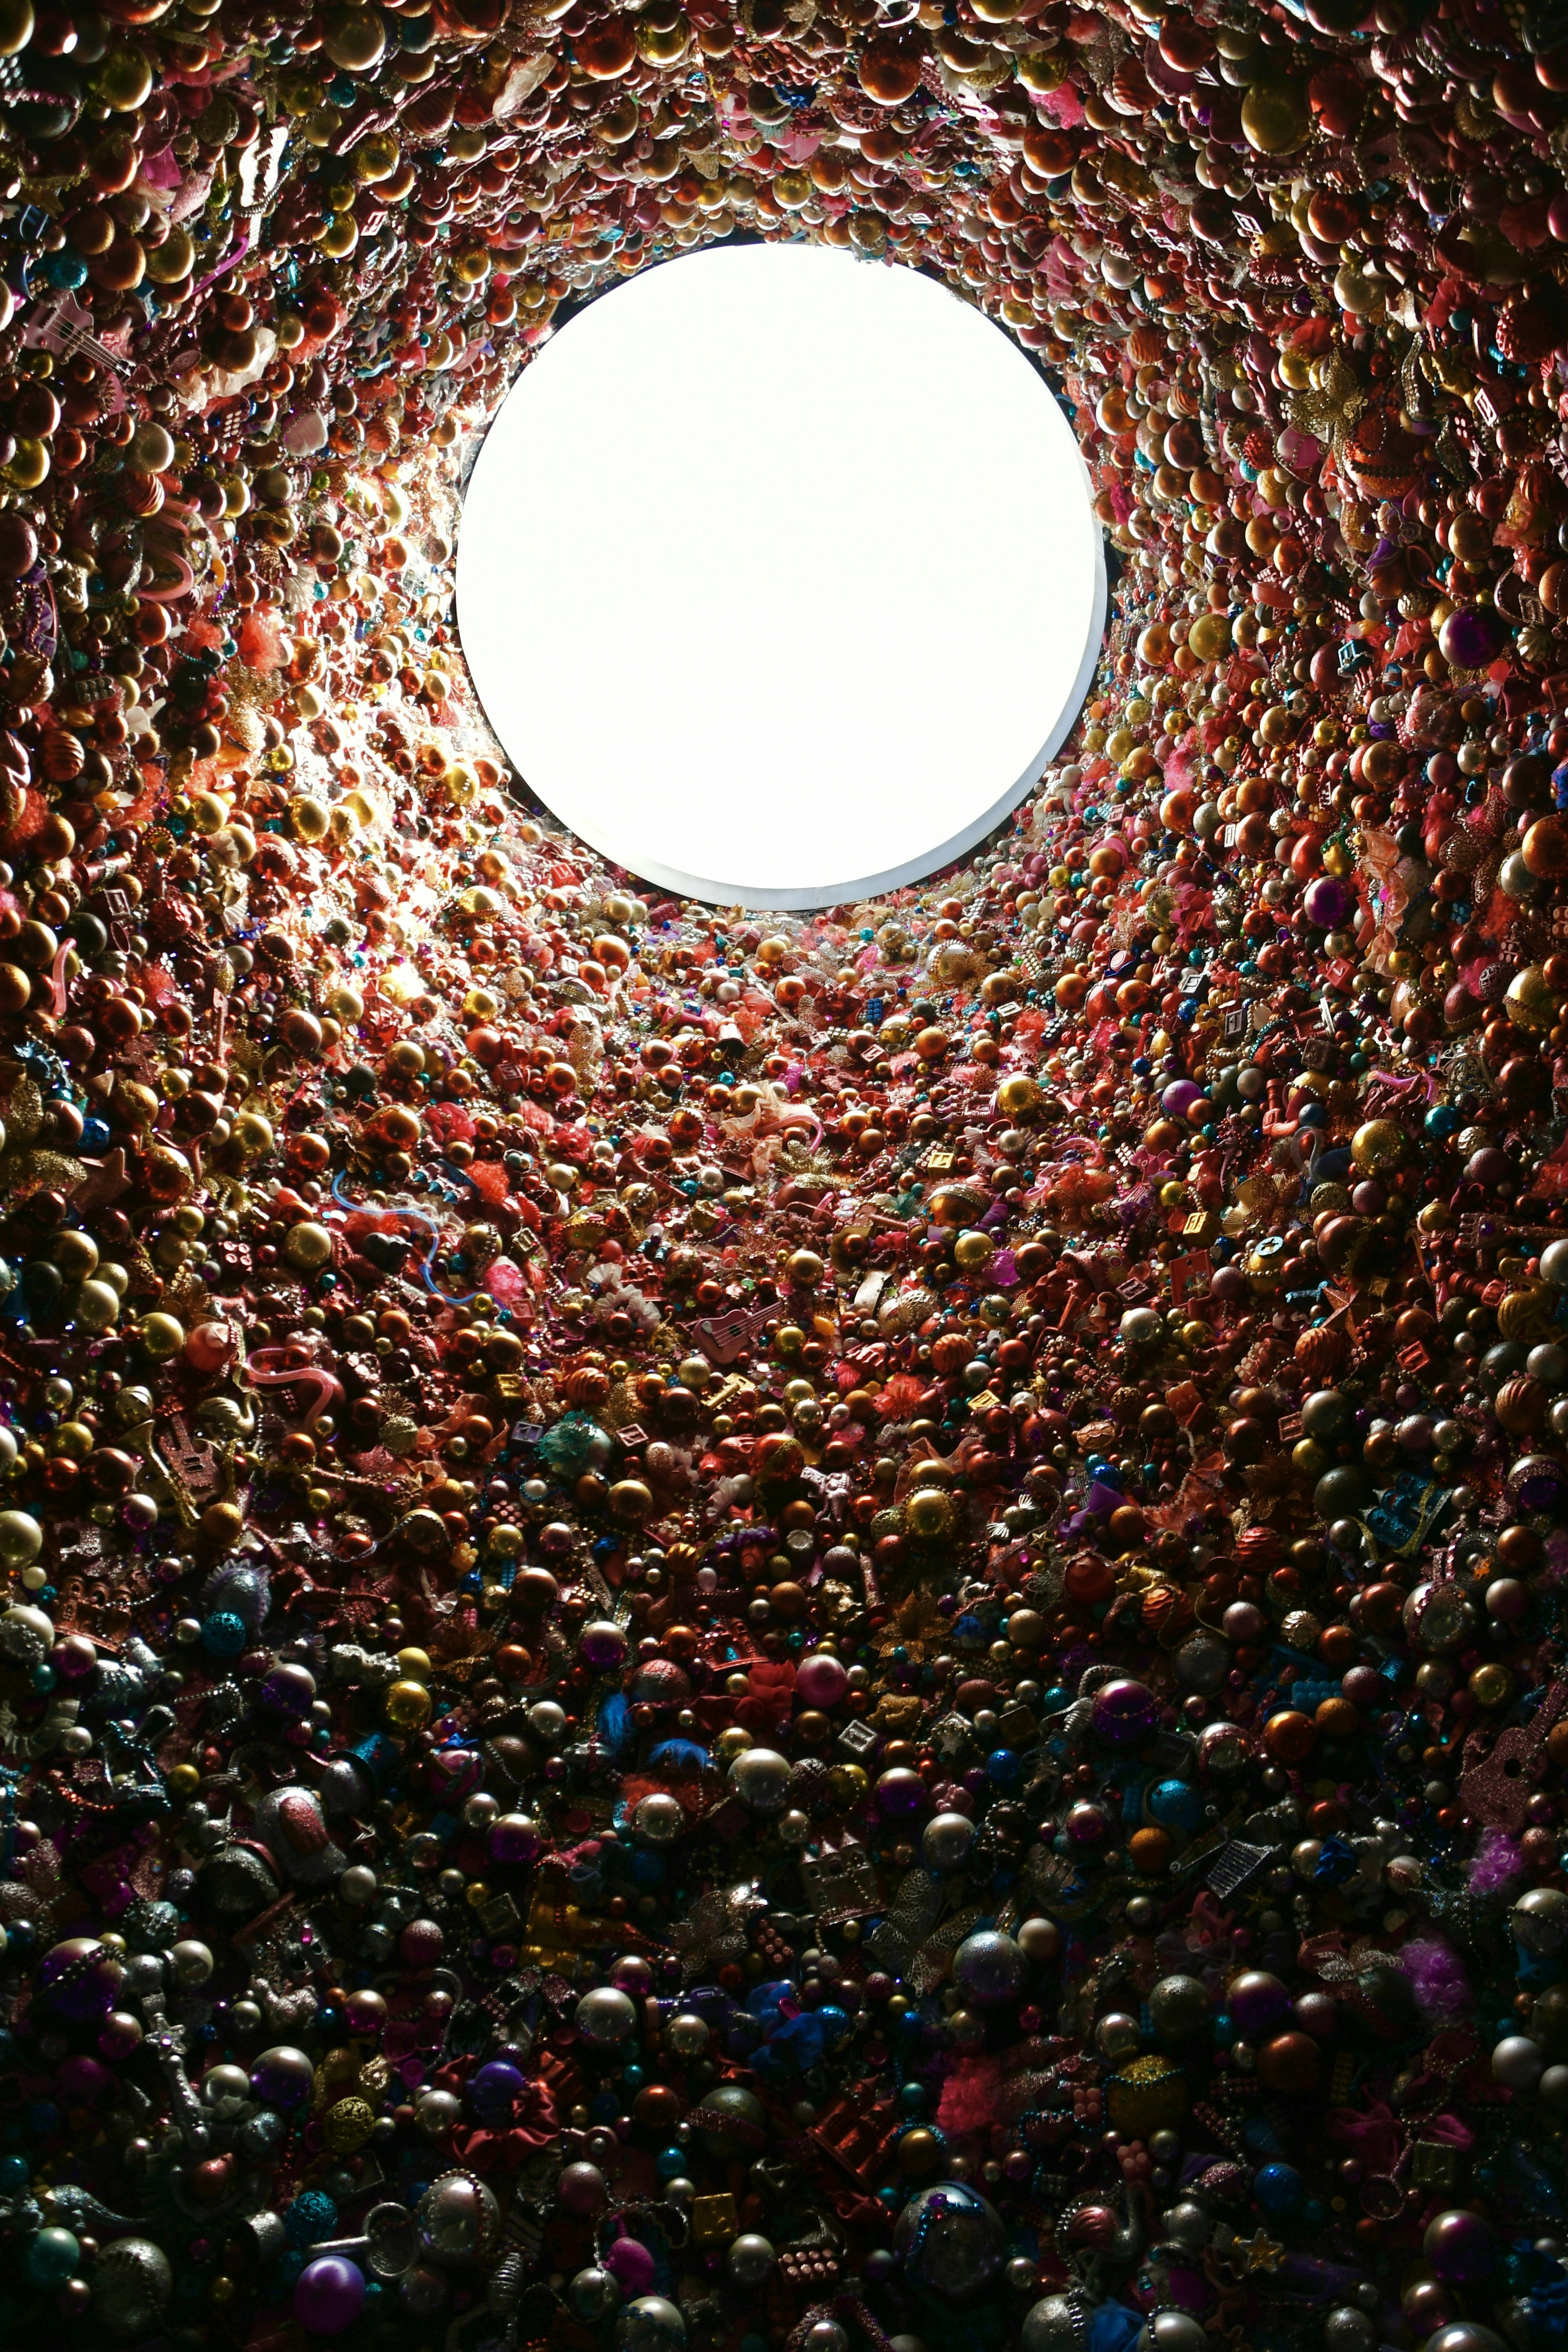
[1513,1888,1568,1957]
[922,1811,977,1869]
[1159,2202,1212,2253]
[616,2294,688,2352]
[1324,2307,1377,2352]
[1138,2315,1209,2352]
[169,1939,214,1989]
[417,2169,499,2265]
[200,2063,251,2118]
[1492,2036,1546,2092]
[1425,2328,1510,2352]
[1095,2011,1141,2062]
[575,1987,638,2047]
[726,2235,775,2287]
[1148,1973,1209,2043]
[570,2267,623,2321]
[633,1792,686,1846]
[1022,2296,1085,2352]
[804,2326,848,2352]
[89,2238,174,2339]
[728,1746,792,1813]
[415,2089,463,2138]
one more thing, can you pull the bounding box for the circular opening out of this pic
[457,243,1103,909]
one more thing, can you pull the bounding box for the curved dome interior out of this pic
[0,0,1565,2345]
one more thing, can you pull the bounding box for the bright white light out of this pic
[457,243,1104,910]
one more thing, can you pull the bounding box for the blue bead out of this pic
[202,1610,247,1659]
[1147,1777,1203,1833]
[24,2227,78,2287]
[0,2154,29,2190]
[656,2143,687,2179]
[899,2082,926,2113]
[1253,2161,1304,2215]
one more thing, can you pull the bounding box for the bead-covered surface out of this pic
[1,5,1568,2352]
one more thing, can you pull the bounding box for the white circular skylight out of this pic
[457,241,1104,910]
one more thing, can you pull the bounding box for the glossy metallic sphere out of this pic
[1149,1973,1210,2042]
[922,1811,977,1869]
[569,2267,624,2321]
[415,2088,463,2137]
[1136,2314,1210,2352]
[894,2182,1005,2299]
[249,2044,315,2111]
[616,2294,688,2352]
[91,2238,174,2339]
[169,1938,214,1988]
[1492,2035,1547,2091]
[952,1929,1025,2008]
[728,1746,792,1813]
[1095,2010,1142,2062]
[805,2327,848,2352]
[633,1792,688,1845]
[575,1987,638,2047]
[727,2234,775,2286]
[1022,2295,1087,2352]
[1423,2209,1496,2285]
[1158,2203,1212,2253]
[1512,1887,1568,1957]
[694,2081,767,2156]
[1324,2308,1376,2352]
[200,2062,251,2118]
[1425,2328,1510,2352]
[418,2169,499,2265]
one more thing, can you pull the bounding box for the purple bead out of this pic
[40,1937,121,2023]
[1226,1969,1292,2037]
[261,1662,317,1719]
[579,1619,628,1669]
[1091,1678,1158,1748]
[1160,1078,1203,1120]
[1303,876,1356,929]
[294,2256,367,2335]
[1423,2208,1494,2285]
[249,2044,316,2110]
[55,2054,109,2102]
[470,2061,526,2125]
[488,1813,543,1865]
[876,1766,928,1818]
[1439,605,1506,669]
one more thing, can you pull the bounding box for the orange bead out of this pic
[1129,1827,1170,1876]
[1263,1708,1316,1763]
